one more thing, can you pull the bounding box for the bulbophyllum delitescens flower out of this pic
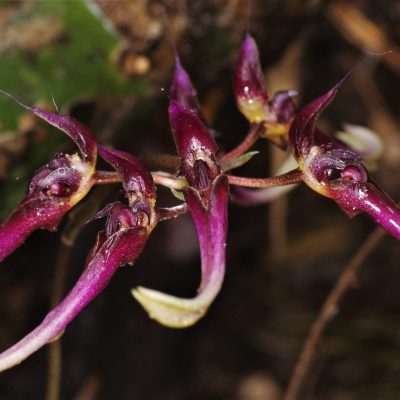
[0,146,157,372]
[289,80,400,238]
[132,55,229,328]
[0,92,98,261]
[234,32,297,144]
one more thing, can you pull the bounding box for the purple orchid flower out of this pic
[132,58,229,328]
[0,147,157,371]
[0,93,98,261]
[289,80,400,239]
[233,32,297,146]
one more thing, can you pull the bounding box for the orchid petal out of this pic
[168,101,218,159]
[0,90,97,163]
[98,145,155,202]
[0,227,149,372]
[288,85,340,160]
[270,90,298,124]
[0,199,69,262]
[234,33,269,123]
[170,56,203,118]
[336,123,383,162]
[132,174,229,328]
[327,178,400,239]
[168,101,219,189]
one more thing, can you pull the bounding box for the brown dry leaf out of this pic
[326,1,400,76]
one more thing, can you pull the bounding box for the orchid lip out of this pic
[132,174,229,328]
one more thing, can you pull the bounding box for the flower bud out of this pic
[234,33,269,123]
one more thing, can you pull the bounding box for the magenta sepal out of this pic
[0,226,149,372]
[132,174,229,327]
[168,101,218,159]
[98,145,155,201]
[30,108,97,163]
[0,195,69,262]
[0,90,97,162]
[170,56,204,118]
[288,85,340,160]
[168,101,219,189]
[234,33,269,106]
[328,179,400,239]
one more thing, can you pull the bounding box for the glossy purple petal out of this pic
[0,199,68,262]
[234,33,269,122]
[168,101,219,189]
[288,85,340,160]
[270,90,298,124]
[168,101,217,157]
[0,90,97,163]
[170,56,203,117]
[0,226,149,371]
[326,178,400,239]
[98,146,155,202]
[132,174,229,327]
[31,109,97,163]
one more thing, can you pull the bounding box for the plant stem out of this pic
[219,122,262,162]
[158,203,188,221]
[46,241,73,400]
[152,172,188,190]
[227,168,302,188]
[94,171,121,185]
[284,226,386,400]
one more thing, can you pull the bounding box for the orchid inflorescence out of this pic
[0,27,399,373]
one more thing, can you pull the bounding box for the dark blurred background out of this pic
[1,1,400,399]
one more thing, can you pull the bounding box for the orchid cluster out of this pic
[1,29,400,373]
